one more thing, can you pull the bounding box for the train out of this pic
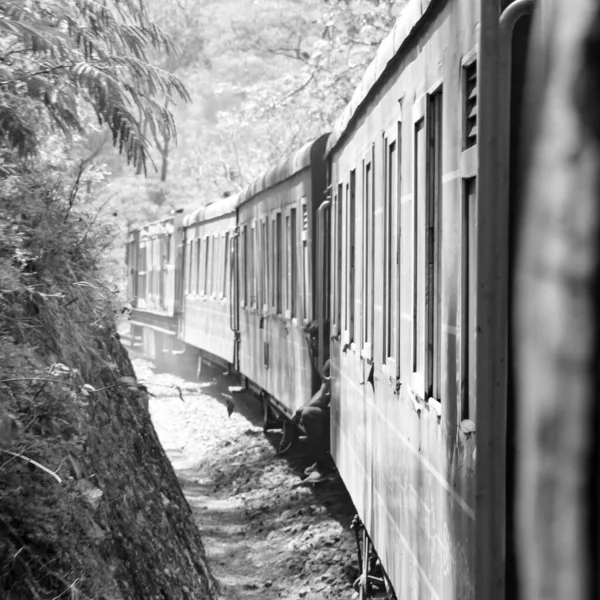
[125,1,539,598]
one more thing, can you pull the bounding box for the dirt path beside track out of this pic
[133,359,360,600]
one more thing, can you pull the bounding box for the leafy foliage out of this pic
[0,0,189,172]
[135,0,407,208]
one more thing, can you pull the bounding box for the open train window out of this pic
[413,117,426,395]
[206,236,217,297]
[285,208,297,319]
[198,237,205,295]
[138,240,147,302]
[184,239,191,295]
[461,177,477,421]
[203,236,210,297]
[223,232,229,299]
[333,183,343,334]
[260,219,268,312]
[217,235,223,298]
[194,237,201,296]
[241,226,247,307]
[249,224,256,308]
[342,183,349,334]
[383,126,401,375]
[347,172,356,344]
[166,234,172,264]
[427,87,443,401]
[274,212,282,314]
[301,199,310,321]
[362,148,374,361]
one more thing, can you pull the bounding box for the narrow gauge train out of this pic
[125,0,539,598]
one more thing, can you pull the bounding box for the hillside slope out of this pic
[0,192,215,599]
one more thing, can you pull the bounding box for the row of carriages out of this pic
[126,0,538,598]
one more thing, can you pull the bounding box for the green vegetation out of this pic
[0,2,213,599]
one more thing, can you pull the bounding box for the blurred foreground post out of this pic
[516,1,599,599]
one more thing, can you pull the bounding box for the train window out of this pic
[383,134,400,370]
[413,118,426,394]
[348,171,356,343]
[138,240,147,301]
[342,184,348,332]
[203,236,210,296]
[146,239,153,301]
[164,234,170,264]
[212,235,221,298]
[185,239,191,295]
[223,232,229,298]
[218,234,224,297]
[198,237,205,295]
[333,183,342,333]
[427,88,443,401]
[274,212,282,314]
[195,237,201,295]
[285,212,291,316]
[301,200,309,321]
[260,219,268,310]
[362,148,374,360]
[241,225,247,307]
[464,61,477,149]
[288,208,297,318]
[462,177,477,421]
[208,236,214,297]
[248,224,256,308]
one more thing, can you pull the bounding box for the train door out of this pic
[500,2,535,598]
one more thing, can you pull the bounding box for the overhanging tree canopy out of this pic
[0,0,189,173]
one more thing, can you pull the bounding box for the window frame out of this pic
[425,85,443,402]
[361,145,375,362]
[272,210,283,315]
[300,198,310,323]
[343,171,356,347]
[412,95,427,398]
[382,120,402,380]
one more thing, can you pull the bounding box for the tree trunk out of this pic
[515,1,599,599]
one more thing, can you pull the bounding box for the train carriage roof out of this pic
[238,133,329,205]
[182,133,329,228]
[182,192,242,227]
[129,216,174,238]
[326,0,436,154]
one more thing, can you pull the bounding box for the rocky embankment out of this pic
[138,358,361,600]
[0,326,215,600]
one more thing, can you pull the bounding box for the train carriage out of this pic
[235,134,329,418]
[126,215,184,366]
[180,195,239,369]
[326,0,535,598]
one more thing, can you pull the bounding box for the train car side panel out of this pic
[181,208,237,365]
[237,170,315,414]
[329,0,480,597]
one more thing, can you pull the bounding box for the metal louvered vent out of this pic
[465,62,477,148]
[302,203,308,230]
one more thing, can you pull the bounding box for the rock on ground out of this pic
[135,358,361,600]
